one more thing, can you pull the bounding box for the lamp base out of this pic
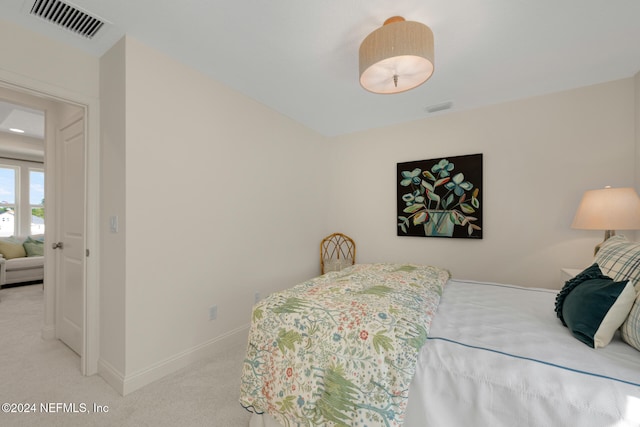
[594,230,615,256]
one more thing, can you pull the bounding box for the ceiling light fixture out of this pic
[359,16,434,94]
[9,128,25,134]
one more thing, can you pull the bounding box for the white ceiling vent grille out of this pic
[30,0,104,39]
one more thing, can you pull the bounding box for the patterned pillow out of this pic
[622,295,640,351]
[594,235,640,351]
[594,235,640,284]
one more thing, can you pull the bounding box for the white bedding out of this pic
[405,279,640,427]
[250,279,640,426]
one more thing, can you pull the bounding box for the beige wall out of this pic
[328,78,637,289]
[3,16,640,394]
[0,19,98,100]
[99,38,127,379]
[636,71,640,190]
[99,37,329,392]
[0,18,101,374]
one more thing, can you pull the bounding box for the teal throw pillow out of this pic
[562,270,635,348]
[555,263,604,325]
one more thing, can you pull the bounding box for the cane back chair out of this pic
[320,233,356,274]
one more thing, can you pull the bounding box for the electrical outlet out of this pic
[254,292,261,304]
[209,305,218,320]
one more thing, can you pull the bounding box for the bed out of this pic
[240,236,640,426]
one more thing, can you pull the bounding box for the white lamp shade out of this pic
[571,187,640,230]
[359,17,434,94]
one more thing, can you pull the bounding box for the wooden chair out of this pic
[320,233,356,274]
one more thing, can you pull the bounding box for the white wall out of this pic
[636,71,640,191]
[328,79,637,289]
[0,19,101,374]
[4,16,640,393]
[0,19,99,100]
[100,37,329,392]
[99,38,127,380]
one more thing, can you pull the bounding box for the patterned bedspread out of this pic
[239,263,450,426]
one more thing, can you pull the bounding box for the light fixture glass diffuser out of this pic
[359,16,434,94]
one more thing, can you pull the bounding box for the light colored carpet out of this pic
[0,284,252,427]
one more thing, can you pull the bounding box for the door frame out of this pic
[0,72,100,376]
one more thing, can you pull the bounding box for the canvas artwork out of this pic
[397,153,483,239]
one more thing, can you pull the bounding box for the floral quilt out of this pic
[239,263,450,426]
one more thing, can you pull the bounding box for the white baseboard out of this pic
[98,324,250,396]
[97,358,125,396]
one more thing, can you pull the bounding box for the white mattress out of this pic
[250,279,640,426]
[405,279,640,427]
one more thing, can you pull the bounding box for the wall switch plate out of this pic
[109,215,118,233]
[209,305,217,320]
[254,292,261,304]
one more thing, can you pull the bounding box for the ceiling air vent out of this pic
[30,0,105,39]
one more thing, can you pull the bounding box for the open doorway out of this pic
[0,159,46,286]
[0,86,87,371]
[0,98,46,291]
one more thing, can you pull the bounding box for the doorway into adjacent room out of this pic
[0,86,87,371]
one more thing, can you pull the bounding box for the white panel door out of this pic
[55,113,85,356]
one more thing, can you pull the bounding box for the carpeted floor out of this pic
[0,283,252,427]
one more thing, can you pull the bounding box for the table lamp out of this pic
[571,186,640,255]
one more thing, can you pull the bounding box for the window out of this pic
[0,162,45,237]
[0,166,17,237]
[30,169,45,235]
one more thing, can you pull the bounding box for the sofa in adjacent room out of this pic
[0,235,45,287]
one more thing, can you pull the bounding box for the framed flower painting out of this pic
[397,153,483,238]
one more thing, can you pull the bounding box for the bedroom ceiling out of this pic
[1,0,640,137]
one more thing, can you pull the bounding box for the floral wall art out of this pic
[397,153,483,239]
